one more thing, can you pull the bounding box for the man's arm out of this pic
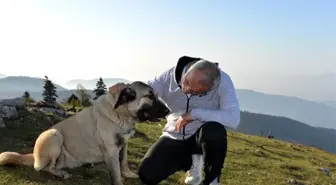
[190,74,241,129]
[146,67,173,100]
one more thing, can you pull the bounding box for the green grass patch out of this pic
[0,109,335,185]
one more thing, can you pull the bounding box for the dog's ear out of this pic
[114,87,136,109]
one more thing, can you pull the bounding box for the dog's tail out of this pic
[0,152,34,166]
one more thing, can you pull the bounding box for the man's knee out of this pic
[198,121,227,146]
[138,158,155,185]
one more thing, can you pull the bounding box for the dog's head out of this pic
[113,81,170,122]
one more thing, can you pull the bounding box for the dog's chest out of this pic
[114,128,135,147]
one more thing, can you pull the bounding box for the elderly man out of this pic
[110,56,240,185]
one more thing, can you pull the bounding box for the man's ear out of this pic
[113,87,136,109]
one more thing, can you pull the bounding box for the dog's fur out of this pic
[0,81,170,185]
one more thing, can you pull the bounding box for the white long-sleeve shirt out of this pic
[147,60,241,140]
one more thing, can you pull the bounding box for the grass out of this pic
[0,108,335,185]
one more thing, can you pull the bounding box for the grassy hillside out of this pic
[0,109,335,185]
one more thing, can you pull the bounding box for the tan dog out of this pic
[0,81,170,185]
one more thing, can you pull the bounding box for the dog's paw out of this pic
[61,171,70,179]
[50,169,71,180]
[57,170,70,179]
[122,170,138,178]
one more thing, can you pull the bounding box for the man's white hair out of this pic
[185,59,221,88]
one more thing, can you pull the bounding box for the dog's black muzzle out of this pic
[137,100,170,122]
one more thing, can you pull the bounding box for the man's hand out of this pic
[175,112,193,132]
[109,83,128,94]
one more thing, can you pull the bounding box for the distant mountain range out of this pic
[64,78,131,89]
[236,72,336,101]
[0,76,130,101]
[236,89,336,129]
[0,76,66,93]
[0,75,335,153]
[0,76,335,130]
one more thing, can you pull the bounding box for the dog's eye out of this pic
[144,92,155,99]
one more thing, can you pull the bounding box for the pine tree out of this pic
[42,76,58,105]
[22,91,34,103]
[93,77,107,100]
[67,94,80,107]
[22,91,30,98]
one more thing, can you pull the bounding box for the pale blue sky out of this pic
[0,0,335,90]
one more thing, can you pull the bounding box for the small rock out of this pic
[27,107,39,112]
[0,104,18,118]
[287,178,305,185]
[288,179,296,184]
[40,108,67,117]
[255,149,263,155]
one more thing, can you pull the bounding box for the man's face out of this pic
[181,70,211,95]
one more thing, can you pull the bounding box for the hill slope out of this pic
[0,109,335,185]
[236,89,336,129]
[320,100,336,109]
[237,111,336,154]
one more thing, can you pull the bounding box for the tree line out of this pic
[22,76,108,107]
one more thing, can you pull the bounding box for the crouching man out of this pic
[111,56,241,185]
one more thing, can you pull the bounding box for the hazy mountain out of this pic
[31,90,95,103]
[64,78,131,90]
[11,88,336,130]
[236,89,336,129]
[319,100,336,109]
[0,76,128,100]
[237,111,336,154]
[236,72,336,101]
[0,75,335,130]
[0,74,5,78]
[0,76,66,94]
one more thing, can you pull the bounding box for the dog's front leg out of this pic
[103,147,123,185]
[120,142,138,178]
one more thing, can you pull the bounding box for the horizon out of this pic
[0,74,335,103]
[0,0,335,100]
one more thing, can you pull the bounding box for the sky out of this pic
[0,0,335,90]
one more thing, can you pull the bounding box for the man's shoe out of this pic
[184,154,203,185]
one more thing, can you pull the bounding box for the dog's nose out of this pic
[164,108,170,115]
